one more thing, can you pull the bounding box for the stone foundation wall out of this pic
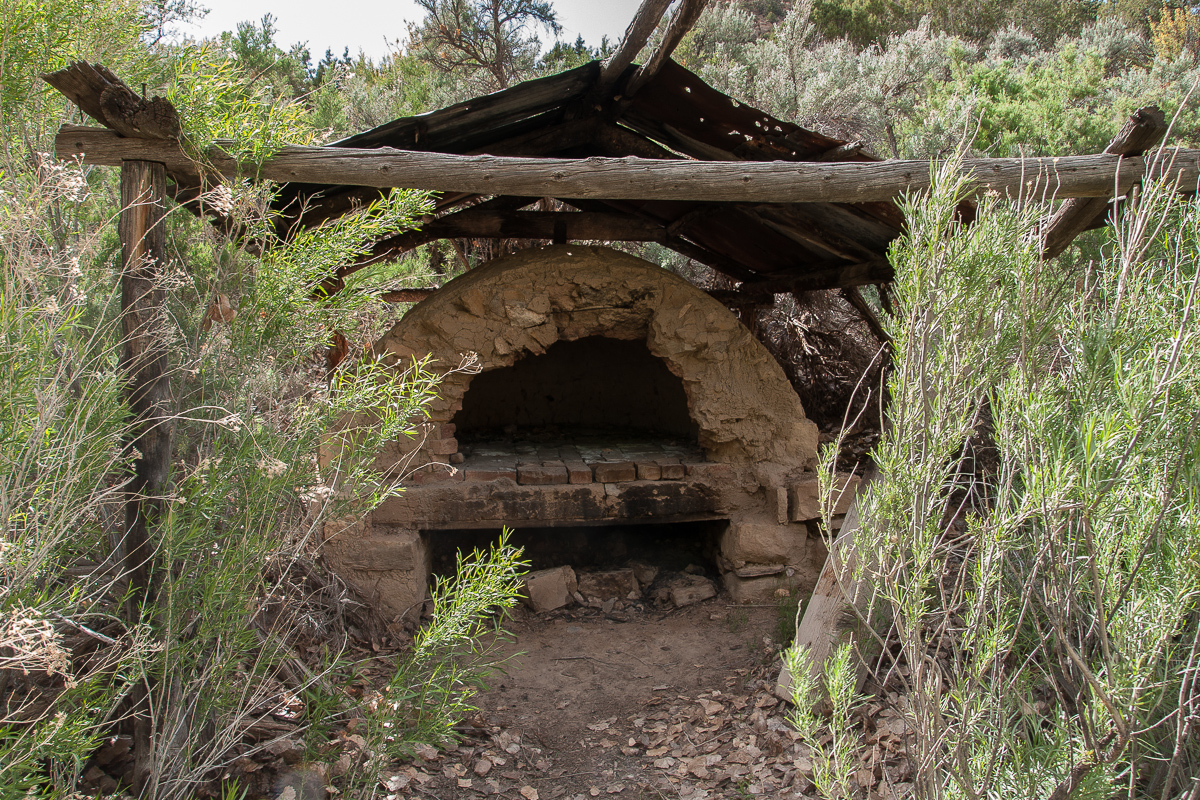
[323,245,841,619]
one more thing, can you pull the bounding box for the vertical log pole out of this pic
[119,159,171,793]
[119,159,170,610]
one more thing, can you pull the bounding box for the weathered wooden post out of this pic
[42,62,180,793]
[118,159,171,615]
[119,156,173,796]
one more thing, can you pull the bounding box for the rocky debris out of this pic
[576,569,638,605]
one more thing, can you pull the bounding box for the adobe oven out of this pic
[323,245,848,619]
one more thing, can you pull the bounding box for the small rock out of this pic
[522,565,578,612]
[666,574,717,607]
[474,758,492,776]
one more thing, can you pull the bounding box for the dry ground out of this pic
[382,600,829,799]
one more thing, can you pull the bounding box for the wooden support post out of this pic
[119,159,172,792]
[119,159,171,611]
[1042,106,1168,259]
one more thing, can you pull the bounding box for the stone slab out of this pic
[666,574,717,607]
[659,462,686,480]
[720,521,806,565]
[723,571,792,604]
[577,568,638,601]
[329,530,422,571]
[463,463,517,482]
[685,462,734,482]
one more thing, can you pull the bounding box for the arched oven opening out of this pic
[452,335,699,450]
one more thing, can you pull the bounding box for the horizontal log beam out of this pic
[57,125,1200,204]
[705,259,892,301]
[406,209,665,242]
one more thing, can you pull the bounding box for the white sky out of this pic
[185,0,646,62]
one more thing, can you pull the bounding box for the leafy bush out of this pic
[788,160,1200,799]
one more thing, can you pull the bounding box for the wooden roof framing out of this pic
[44,46,1193,302]
[268,57,913,295]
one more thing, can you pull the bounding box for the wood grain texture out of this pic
[600,0,674,85]
[118,160,173,793]
[43,61,180,139]
[1041,105,1169,259]
[626,0,711,97]
[118,160,171,617]
[59,125,1200,203]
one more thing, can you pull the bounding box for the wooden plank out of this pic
[706,259,892,298]
[600,0,674,86]
[332,62,599,151]
[592,122,680,160]
[1042,105,1168,259]
[43,62,181,140]
[58,125,1200,204]
[622,60,845,161]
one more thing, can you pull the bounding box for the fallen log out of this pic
[56,124,1200,204]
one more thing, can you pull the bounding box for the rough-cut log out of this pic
[625,0,711,97]
[118,160,172,793]
[58,125,1200,204]
[43,62,180,140]
[118,161,171,613]
[600,0,674,86]
[1042,106,1169,259]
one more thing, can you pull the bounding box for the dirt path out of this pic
[385,599,816,799]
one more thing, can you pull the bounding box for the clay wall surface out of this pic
[323,245,839,619]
